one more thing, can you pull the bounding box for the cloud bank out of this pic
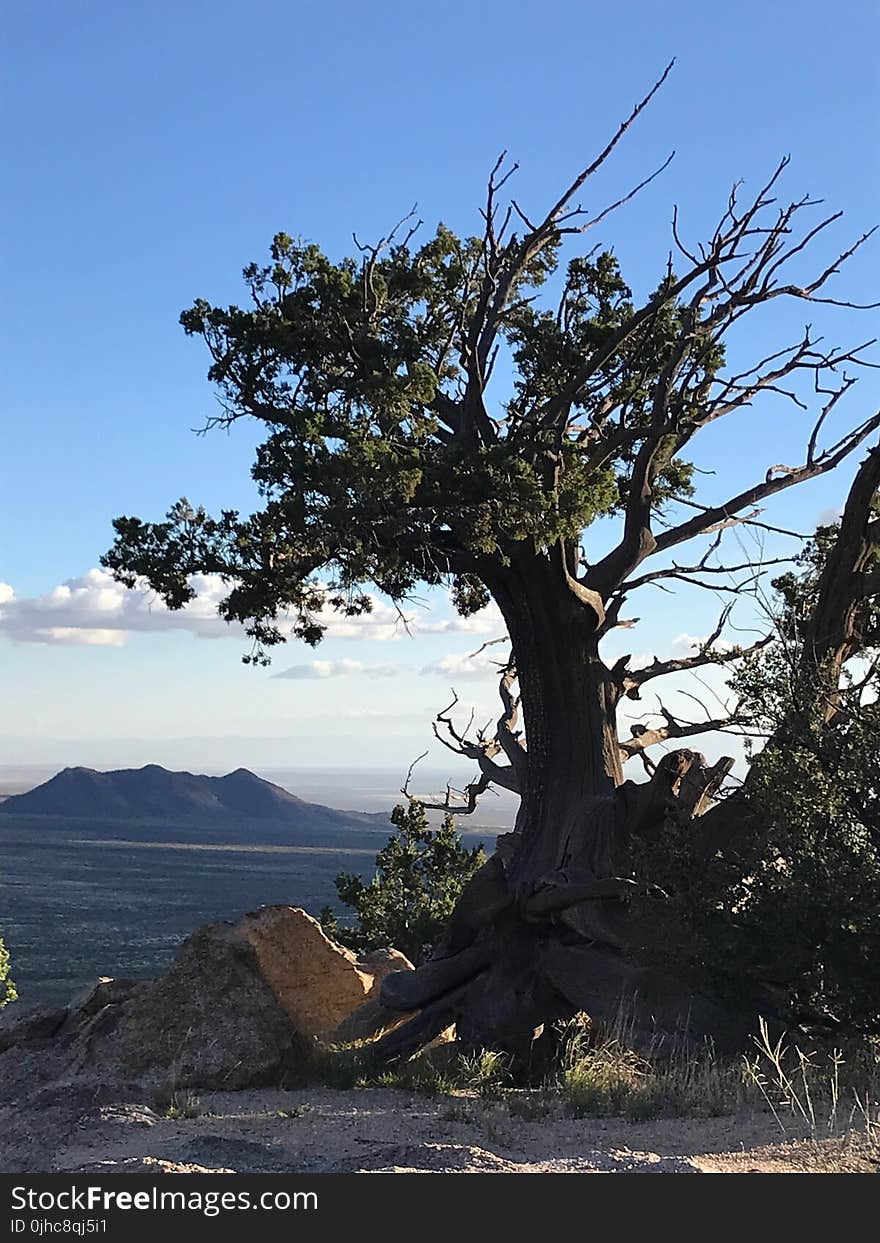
[0,569,505,649]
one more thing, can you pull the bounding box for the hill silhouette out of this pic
[0,764,390,832]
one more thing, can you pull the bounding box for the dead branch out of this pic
[647,414,880,564]
[616,606,772,699]
[400,750,500,816]
[619,693,746,758]
[407,661,528,814]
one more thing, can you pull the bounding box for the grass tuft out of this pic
[156,1088,202,1120]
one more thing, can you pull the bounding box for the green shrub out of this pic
[0,936,16,1009]
[321,800,485,964]
[632,519,880,1036]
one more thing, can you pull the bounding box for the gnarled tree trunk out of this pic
[376,440,879,1067]
[371,548,756,1067]
[487,548,622,890]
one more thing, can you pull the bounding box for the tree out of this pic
[103,67,880,1060]
[635,496,880,1034]
[320,801,485,966]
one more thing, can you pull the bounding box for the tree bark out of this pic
[793,445,880,726]
[484,546,623,892]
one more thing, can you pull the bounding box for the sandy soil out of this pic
[3,1082,877,1174]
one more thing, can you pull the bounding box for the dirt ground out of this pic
[3,1082,878,1174]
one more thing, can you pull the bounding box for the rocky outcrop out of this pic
[73,921,303,1089]
[0,1002,69,1052]
[0,906,414,1091]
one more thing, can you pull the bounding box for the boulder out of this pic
[71,921,303,1089]
[0,1002,68,1052]
[58,977,144,1037]
[358,947,414,990]
[56,906,416,1088]
[331,947,417,1043]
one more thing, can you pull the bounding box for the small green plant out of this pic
[281,1043,368,1091]
[0,936,17,1009]
[370,1056,458,1097]
[321,801,485,964]
[157,1088,202,1120]
[459,1049,513,1100]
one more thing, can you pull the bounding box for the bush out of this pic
[321,800,486,964]
[0,935,16,1009]
[633,579,880,1036]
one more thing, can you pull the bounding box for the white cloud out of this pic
[273,659,400,680]
[670,632,734,657]
[421,645,509,680]
[670,633,703,657]
[0,569,232,647]
[33,627,127,647]
[0,569,507,650]
[416,603,505,636]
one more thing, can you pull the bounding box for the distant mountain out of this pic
[0,764,391,832]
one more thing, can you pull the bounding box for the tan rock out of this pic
[332,946,417,1043]
[238,906,376,1038]
[77,921,304,1089]
[358,947,415,995]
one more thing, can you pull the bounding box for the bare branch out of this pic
[618,627,772,701]
[463,63,676,412]
[662,495,810,541]
[428,681,524,801]
[400,751,497,816]
[651,413,880,560]
[619,696,745,758]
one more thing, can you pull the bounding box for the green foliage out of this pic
[634,524,880,1035]
[0,936,16,1009]
[771,515,880,654]
[100,213,719,662]
[725,709,879,1033]
[322,801,485,964]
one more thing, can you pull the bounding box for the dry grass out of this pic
[284,1010,880,1146]
[552,1011,880,1135]
[741,1017,880,1140]
[553,1013,750,1121]
[155,1088,202,1120]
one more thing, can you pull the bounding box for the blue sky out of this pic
[2,0,878,777]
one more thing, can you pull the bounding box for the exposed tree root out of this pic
[372,749,764,1067]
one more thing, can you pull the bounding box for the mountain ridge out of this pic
[0,764,391,831]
